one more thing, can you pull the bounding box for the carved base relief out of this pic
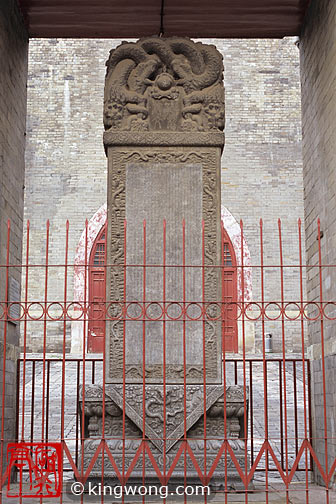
[80,385,248,489]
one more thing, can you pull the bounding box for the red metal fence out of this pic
[0,218,335,502]
[16,357,313,475]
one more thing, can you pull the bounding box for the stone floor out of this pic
[2,482,335,503]
[14,353,318,496]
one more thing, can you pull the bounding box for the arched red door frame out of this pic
[88,222,238,353]
[222,228,238,353]
[88,223,107,353]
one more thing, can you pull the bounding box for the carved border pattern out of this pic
[107,149,220,383]
[107,151,126,372]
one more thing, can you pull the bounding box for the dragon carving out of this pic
[104,37,225,132]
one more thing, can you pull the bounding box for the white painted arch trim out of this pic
[221,206,252,304]
[71,204,107,353]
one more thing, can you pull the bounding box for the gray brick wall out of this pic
[0,0,28,466]
[311,355,336,487]
[300,0,336,488]
[24,38,304,354]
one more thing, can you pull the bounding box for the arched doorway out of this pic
[73,205,250,353]
[222,228,238,353]
[88,223,107,353]
[87,221,238,353]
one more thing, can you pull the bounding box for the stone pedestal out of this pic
[82,37,249,488]
[80,385,248,490]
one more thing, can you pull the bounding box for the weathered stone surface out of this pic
[104,38,224,133]
[105,145,222,384]
[124,162,203,378]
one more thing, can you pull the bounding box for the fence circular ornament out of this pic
[145,302,163,321]
[264,302,282,320]
[303,302,321,321]
[87,302,106,320]
[284,302,301,320]
[7,302,25,322]
[205,302,221,320]
[322,302,336,320]
[126,302,143,320]
[0,303,5,320]
[27,302,45,320]
[66,302,84,320]
[166,302,183,320]
[185,302,203,321]
[106,302,123,320]
[244,302,262,321]
[224,302,241,320]
[46,302,64,321]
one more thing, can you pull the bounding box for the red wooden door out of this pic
[87,223,237,353]
[222,230,238,353]
[88,224,106,353]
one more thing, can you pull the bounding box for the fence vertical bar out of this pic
[101,212,109,504]
[220,220,228,504]
[278,219,289,501]
[30,360,36,443]
[75,361,80,467]
[122,220,127,498]
[240,220,248,501]
[317,219,329,504]
[259,219,269,502]
[201,219,207,492]
[162,220,167,489]
[182,219,187,504]
[15,364,20,445]
[45,360,50,443]
[279,361,284,470]
[293,361,299,457]
[15,362,21,498]
[142,219,146,504]
[41,220,50,451]
[249,360,254,467]
[21,220,30,447]
[60,220,69,504]
[80,220,88,503]
[307,360,313,472]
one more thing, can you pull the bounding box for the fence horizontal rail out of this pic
[0,300,335,322]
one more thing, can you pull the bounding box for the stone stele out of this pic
[104,37,224,385]
[81,37,248,489]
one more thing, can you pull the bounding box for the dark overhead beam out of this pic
[17,0,311,39]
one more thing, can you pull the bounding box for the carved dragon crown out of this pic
[104,37,225,133]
